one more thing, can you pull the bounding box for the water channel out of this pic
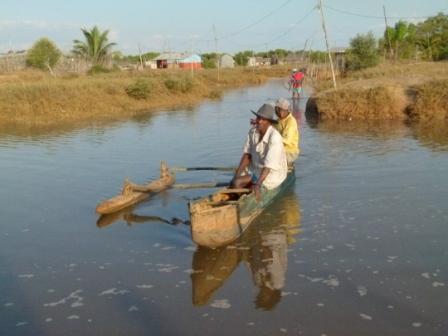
[0,80,447,335]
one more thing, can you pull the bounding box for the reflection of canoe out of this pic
[96,207,178,228]
[189,168,295,248]
[191,246,240,306]
[95,162,175,215]
[191,190,302,307]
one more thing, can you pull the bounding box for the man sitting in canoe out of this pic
[231,103,287,200]
[274,98,299,165]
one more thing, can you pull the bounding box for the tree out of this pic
[414,13,448,61]
[383,21,417,59]
[234,50,254,66]
[72,26,116,66]
[201,53,218,68]
[345,32,380,71]
[26,38,61,73]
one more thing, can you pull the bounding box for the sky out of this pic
[1,0,446,55]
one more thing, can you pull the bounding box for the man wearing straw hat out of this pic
[231,103,287,200]
[274,97,299,165]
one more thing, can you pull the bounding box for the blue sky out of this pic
[1,0,446,55]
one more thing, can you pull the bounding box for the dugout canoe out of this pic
[188,168,295,248]
[95,162,175,215]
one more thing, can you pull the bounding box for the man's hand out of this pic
[252,183,261,202]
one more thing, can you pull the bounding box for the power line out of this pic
[324,4,447,20]
[193,0,294,44]
[218,0,294,40]
[224,6,316,49]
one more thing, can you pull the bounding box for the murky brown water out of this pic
[1,80,447,335]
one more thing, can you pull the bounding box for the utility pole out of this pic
[138,43,144,70]
[318,0,337,89]
[383,5,393,59]
[213,25,220,81]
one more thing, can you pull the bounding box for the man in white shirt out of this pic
[231,103,287,200]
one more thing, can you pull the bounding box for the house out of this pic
[247,56,271,67]
[247,57,257,67]
[153,52,202,69]
[179,54,202,69]
[219,54,235,68]
[283,53,304,65]
[330,47,347,71]
[0,50,27,72]
[144,60,157,69]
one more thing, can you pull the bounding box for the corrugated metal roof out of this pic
[153,52,201,61]
[179,54,202,63]
[330,47,347,53]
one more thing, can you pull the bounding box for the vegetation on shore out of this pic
[0,67,286,127]
[2,10,447,128]
[308,61,448,121]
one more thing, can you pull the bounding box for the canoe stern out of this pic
[190,203,242,248]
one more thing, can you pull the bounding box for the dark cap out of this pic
[251,103,277,123]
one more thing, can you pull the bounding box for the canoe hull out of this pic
[189,169,295,247]
[96,162,175,215]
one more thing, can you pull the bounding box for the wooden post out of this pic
[318,0,337,89]
[383,5,393,59]
[138,44,144,70]
[213,25,220,82]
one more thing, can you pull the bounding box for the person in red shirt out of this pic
[289,68,305,99]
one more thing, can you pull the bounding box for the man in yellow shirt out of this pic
[274,98,299,164]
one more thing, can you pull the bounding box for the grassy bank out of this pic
[0,67,289,127]
[309,62,448,121]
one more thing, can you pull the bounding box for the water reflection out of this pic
[96,205,189,228]
[409,120,448,150]
[291,97,303,125]
[191,190,301,310]
[306,119,409,138]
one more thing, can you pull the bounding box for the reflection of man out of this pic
[246,192,301,310]
[249,231,287,310]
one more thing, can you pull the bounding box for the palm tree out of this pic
[72,26,116,66]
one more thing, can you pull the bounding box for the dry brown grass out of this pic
[315,85,407,120]
[406,79,448,121]
[0,67,283,127]
[311,61,448,120]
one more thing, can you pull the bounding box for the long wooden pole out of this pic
[213,24,220,81]
[173,182,229,189]
[318,0,337,90]
[138,43,144,70]
[383,5,393,59]
[171,166,235,172]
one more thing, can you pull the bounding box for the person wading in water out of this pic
[288,68,305,99]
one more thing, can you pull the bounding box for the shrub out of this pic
[207,89,223,99]
[125,78,151,99]
[164,76,194,93]
[345,32,380,71]
[26,38,61,71]
[406,79,448,120]
[88,65,111,75]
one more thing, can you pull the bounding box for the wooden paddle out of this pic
[173,182,229,189]
[171,166,235,172]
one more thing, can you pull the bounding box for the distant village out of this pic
[0,49,347,74]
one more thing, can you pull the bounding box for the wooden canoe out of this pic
[95,162,175,215]
[188,168,295,248]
